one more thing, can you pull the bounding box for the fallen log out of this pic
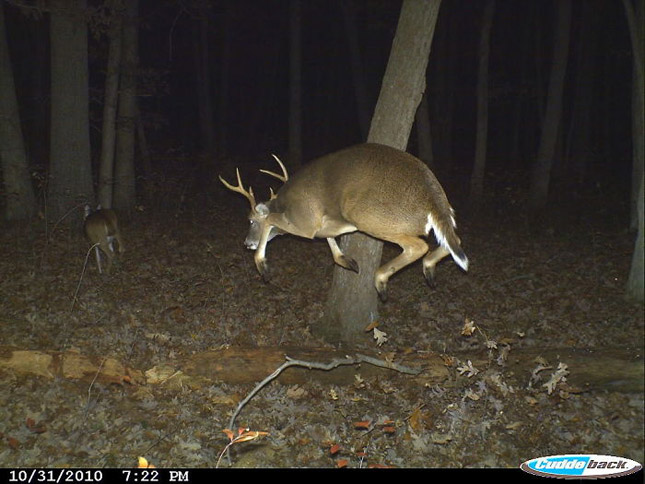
[0,345,642,393]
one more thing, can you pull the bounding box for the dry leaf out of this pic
[461,319,477,336]
[373,327,388,346]
[408,407,431,433]
[137,456,155,468]
[364,320,379,331]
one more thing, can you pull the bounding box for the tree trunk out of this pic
[469,0,495,205]
[622,0,644,231]
[623,0,644,302]
[321,0,442,344]
[97,11,122,209]
[415,91,433,168]
[529,0,571,212]
[627,175,644,302]
[48,0,93,224]
[113,0,138,213]
[288,0,302,166]
[0,3,37,221]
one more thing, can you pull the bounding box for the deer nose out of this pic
[245,239,258,250]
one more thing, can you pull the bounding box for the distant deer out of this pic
[83,205,124,274]
[220,143,468,300]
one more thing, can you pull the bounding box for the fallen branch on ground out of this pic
[227,353,421,432]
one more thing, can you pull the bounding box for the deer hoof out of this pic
[255,258,270,279]
[423,266,437,288]
[376,281,388,302]
[342,256,359,273]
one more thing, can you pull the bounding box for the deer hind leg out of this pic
[375,235,429,301]
[98,243,115,274]
[327,238,359,273]
[422,245,451,286]
[93,246,104,274]
[113,232,125,254]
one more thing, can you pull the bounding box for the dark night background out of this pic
[2,0,635,212]
[0,0,643,470]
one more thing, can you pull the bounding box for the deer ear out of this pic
[255,203,270,216]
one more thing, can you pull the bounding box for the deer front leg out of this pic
[326,238,359,273]
[253,222,275,280]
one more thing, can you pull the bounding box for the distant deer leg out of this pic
[100,244,115,274]
[375,236,429,301]
[422,245,451,286]
[103,250,114,273]
[93,246,103,274]
[326,238,359,273]
[114,233,125,254]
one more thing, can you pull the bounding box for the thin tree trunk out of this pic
[97,11,122,209]
[322,0,442,344]
[627,175,644,302]
[415,90,433,168]
[0,2,37,220]
[622,0,644,231]
[48,0,93,224]
[623,0,644,302]
[113,0,138,213]
[469,0,495,204]
[529,0,571,212]
[289,0,302,166]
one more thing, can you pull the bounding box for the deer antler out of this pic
[219,168,257,208]
[259,154,289,183]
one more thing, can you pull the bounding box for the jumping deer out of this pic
[219,143,468,300]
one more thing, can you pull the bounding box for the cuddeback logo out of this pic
[520,454,642,479]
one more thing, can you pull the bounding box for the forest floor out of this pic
[0,186,643,469]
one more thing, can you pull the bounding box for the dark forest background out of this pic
[0,0,643,302]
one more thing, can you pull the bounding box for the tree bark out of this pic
[48,0,93,224]
[97,9,122,209]
[627,175,643,302]
[622,0,644,232]
[0,3,37,221]
[529,0,571,212]
[469,0,495,204]
[622,0,644,303]
[113,0,138,213]
[321,0,442,344]
[415,91,433,168]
